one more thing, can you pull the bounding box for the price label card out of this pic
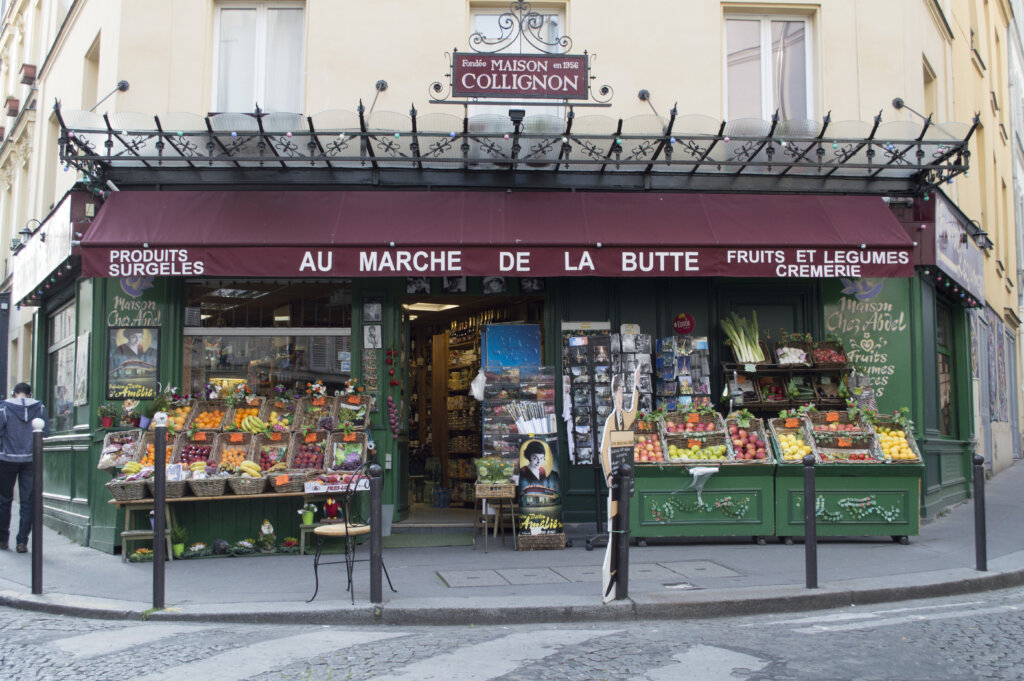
[826,411,840,422]
[305,433,317,443]
[743,363,756,373]
[837,437,852,447]
[193,432,207,442]
[686,412,700,424]
[784,418,799,428]
[229,433,243,443]
[687,439,701,449]
[269,433,282,441]
[821,376,832,385]
[274,474,290,487]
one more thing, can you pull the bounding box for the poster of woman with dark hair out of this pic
[517,435,563,535]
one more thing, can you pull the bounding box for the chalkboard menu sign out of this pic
[608,430,635,496]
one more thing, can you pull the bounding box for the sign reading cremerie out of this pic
[452,53,588,99]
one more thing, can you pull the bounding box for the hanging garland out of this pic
[794,494,903,523]
[649,494,751,522]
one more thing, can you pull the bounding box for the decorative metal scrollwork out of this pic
[468,2,572,54]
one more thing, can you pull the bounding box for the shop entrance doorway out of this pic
[400,292,545,529]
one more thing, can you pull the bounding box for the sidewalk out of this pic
[1,462,1023,625]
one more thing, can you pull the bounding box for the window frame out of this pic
[211,0,306,114]
[47,300,77,433]
[723,12,815,121]
[935,300,957,438]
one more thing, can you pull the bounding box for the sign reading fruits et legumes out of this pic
[90,246,914,279]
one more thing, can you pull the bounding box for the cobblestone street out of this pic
[3,586,1024,680]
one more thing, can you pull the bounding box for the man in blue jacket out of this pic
[0,383,50,553]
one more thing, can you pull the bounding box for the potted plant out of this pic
[170,526,187,559]
[98,403,119,428]
[298,502,317,526]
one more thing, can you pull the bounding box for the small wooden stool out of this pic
[473,483,517,552]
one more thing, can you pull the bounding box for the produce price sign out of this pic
[86,246,914,279]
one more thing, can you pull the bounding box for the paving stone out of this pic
[496,567,570,585]
[436,569,509,587]
[658,559,741,578]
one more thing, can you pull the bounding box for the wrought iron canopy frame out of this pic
[55,103,977,197]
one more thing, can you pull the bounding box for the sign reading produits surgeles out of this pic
[92,246,915,279]
[452,53,588,99]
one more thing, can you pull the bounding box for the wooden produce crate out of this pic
[727,373,761,406]
[812,431,882,463]
[723,417,774,463]
[810,341,849,369]
[756,375,789,406]
[768,416,815,464]
[806,409,871,434]
[870,417,923,463]
[297,396,336,430]
[325,431,368,472]
[210,432,256,471]
[813,374,845,404]
[265,398,300,431]
[773,340,814,367]
[334,394,370,430]
[729,339,774,367]
[172,431,215,467]
[224,397,268,431]
[136,431,177,466]
[517,533,566,550]
[102,429,144,467]
[661,409,723,437]
[288,430,330,473]
[185,400,229,430]
[253,432,292,473]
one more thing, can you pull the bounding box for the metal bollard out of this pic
[368,462,383,604]
[973,454,987,572]
[803,454,817,589]
[31,418,44,595]
[615,463,632,601]
[152,412,168,610]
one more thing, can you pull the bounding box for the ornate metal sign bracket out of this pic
[429,1,613,107]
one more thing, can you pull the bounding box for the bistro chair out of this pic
[307,464,397,604]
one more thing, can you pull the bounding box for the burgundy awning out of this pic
[79,191,915,278]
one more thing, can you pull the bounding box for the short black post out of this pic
[368,462,383,604]
[973,454,987,572]
[152,412,167,610]
[31,418,44,595]
[803,454,817,589]
[615,463,632,601]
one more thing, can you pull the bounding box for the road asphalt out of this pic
[0,461,1021,625]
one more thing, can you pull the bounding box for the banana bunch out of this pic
[267,462,287,472]
[189,461,207,474]
[122,461,143,474]
[238,461,263,477]
[241,415,268,434]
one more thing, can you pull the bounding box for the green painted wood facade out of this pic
[31,272,971,552]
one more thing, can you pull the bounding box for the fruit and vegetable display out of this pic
[141,443,173,466]
[259,445,289,472]
[727,423,768,460]
[811,343,847,365]
[180,443,212,465]
[634,433,664,463]
[777,431,811,461]
[786,377,816,403]
[240,415,269,433]
[219,446,249,472]
[875,425,920,461]
[98,432,141,469]
[775,345,810,366]
[667,442,729,461]
[232,407,260,429]
[332,442,364,471]
[720,312,765,363]
[234,460,263,477]
[168,406,190,431]
[758,376,786,402]
[267,409,293,428]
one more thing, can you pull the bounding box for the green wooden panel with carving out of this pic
[787,489,910,525]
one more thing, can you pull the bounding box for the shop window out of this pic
[183,281,352,397]
[213,1,304,114]
[725,13,813,120]
[47,302,76,432]
[936,301,957,438]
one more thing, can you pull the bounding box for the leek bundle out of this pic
[720,312,765,363]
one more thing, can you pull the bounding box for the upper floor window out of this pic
[213,1,304,113]
[725,14,812,121]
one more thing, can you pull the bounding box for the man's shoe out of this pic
[0,541,8,550]
[15,543,27,553]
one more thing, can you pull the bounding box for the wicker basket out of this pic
[810,341,849,369]
[224,397,268,430]
[253,432,292,472]
[187,476,227,497]
[297,396,336,430]
[171,431,216,467]
[806,410,871,433]
[813,374,845,404]
[773,340,815,367]
[871,417,923,463]
[475,482,516,499]
[185,400,229,430]
[288,430,329,472]
[227,475,267,496]
[267,471,309,493]
[661,431,732,463]
[724,417,774,463]
[334,394,370,430]
[518,533,566,550]
[662,409,724,435]
[210,432,256,471]
[729,339,774,367]
[265,398,300,430]
[102,429,144,466]
[106,479,149,502]
[768,416,814,464]
[325,431,368,472]
[136,431,177,465]
[146,478,190,499]
[728,373,761,406]
[755,375,789,405]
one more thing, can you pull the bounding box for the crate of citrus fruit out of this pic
[769,416,814,463]
[870,415,921,463]
[186,400,228,430]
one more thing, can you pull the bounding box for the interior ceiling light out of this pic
[402,302,460,312]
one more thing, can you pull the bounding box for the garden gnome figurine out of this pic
[324,497,341,520]
[260,518,274,537]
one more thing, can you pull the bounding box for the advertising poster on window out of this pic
[516,433,563,535]
[73,332,90,406]
[107,327,159,400]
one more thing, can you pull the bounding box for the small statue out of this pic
[260,518,274,537]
